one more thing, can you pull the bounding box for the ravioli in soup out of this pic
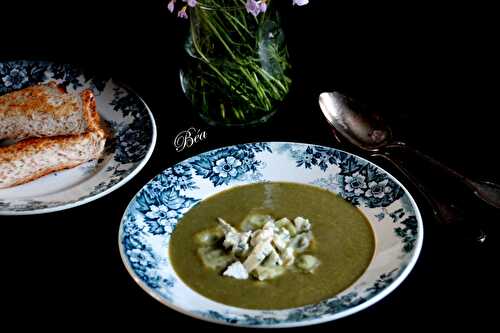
[169,182,375,309]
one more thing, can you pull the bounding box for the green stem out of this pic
[199,8,238,60]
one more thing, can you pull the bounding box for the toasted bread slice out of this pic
[0,87,106,189]
[0,129,106,189]
[0,82,99,140]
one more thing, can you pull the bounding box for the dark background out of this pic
[1,0,498,330]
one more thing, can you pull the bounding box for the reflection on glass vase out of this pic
[180,1,291,127]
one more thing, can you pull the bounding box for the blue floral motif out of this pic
[365,179,393,198]
[190,144,269,187]
[157,163,198,192]
[340,166,403,208]
[286,145,404,208]
[387,208,418,253]
[390,208,405,222]
[49,63,84,90]
[110,87,153,164]
[237,142,272,153]
[131,162,199,236]
[144,205,177,235]
[110,87,143,119]
[343,172,368,195]
[394,216,418,253]
[294,146,318,169]
[365,268,399,297]
[128,248,156,268]
[310,174,341,192]
[0,61,47,94]
[213,156,242,178]
[137,193,197,235]
[2,67,28,88]
[123,220,142,236]
[121,211,175,296]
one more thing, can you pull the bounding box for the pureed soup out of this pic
[169,182,375,309]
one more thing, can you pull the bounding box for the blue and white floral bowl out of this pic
[0,61,156,215]
[119,142,423,328]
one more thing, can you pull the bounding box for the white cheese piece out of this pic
[272,228,290,251]
[243,239,274,272]
[264,247,283,267]
[223,230,251,256]
[236,231,252,255]
[223,231,240,249]
[281,247,295,266]
[223,261,249,280]
[217,217,237,234]
[250,228,274,247]
[293,216,311,233]
[263,220,278,232]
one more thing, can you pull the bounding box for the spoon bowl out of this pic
[319,92,392,151]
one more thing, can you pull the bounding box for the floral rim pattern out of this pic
[119,142,423,328]
[0,60,156,215]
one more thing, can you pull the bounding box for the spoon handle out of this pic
[386,142,500,210]
[372,153,462,223]
[372,152,487,243]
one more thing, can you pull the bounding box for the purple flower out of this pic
[183,0,197,7]
[259,1,268,13]
[246,0,261,17]
[292,0,309,6]
[167,0,175,13]
[178,6,188,19]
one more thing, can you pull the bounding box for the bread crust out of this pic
[80,88,101,131]
[0,130,105,160]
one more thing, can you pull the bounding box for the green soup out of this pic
[169,182,375,309]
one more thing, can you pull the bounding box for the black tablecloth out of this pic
[2,1,498,330]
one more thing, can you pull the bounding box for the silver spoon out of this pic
[319,92,498,240]
[319,91,500,210]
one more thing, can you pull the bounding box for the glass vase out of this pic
[180,0,291,127]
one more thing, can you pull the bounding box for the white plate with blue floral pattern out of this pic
[119,142,423,328]
[0,61,156,215]
[119,142,423,327]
